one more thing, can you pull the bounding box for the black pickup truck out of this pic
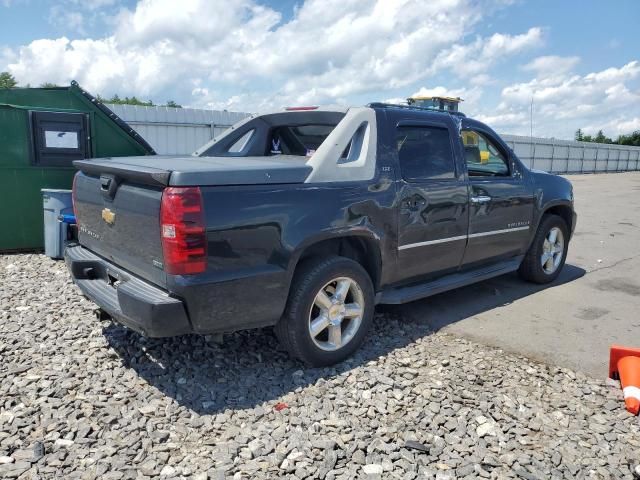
[66,103,576,366]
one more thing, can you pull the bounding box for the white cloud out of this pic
[522,55,580,75]
[383,97,408,105]
[411,86,464,98]
[79,0,119,9]
[477,61,640,138]
[47,0,124,36]
[113,0,272,48]
[469,73,496,86]
[3,0,540,111]
[434,27,544,76]
[502,60,640,106]
[49,8,86,36]
[4,0,636,140]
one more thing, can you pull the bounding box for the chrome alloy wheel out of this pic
[308,276,365,351]
[541,226,564,274]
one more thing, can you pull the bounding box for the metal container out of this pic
[42,189,73,259]
[0,82,155,252]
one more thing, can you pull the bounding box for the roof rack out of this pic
[367,102,466,118]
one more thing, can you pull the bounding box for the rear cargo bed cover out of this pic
[74,155,312,186]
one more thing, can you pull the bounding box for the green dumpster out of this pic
[0,81,155,251]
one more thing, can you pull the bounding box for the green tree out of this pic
[96,92,182,108]
[40,82,60,88]
[617,131,640,146]
[575,127,640,145]
[0,71,17,89]
[594,130,613,144]
[96,93,153,106]
[124,96,154,107]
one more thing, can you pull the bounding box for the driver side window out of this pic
[461,129,509,176]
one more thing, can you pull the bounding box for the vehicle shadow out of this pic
[102,263,585,416]
[385,263,586,331]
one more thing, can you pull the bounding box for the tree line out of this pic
[0,71,181,108]
[574,128,640,146]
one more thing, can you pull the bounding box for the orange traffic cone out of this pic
[609,345,640,415]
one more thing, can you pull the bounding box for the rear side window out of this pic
[396,126,455,181]
[228,129,254,153]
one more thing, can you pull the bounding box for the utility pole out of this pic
[530,97,534,139]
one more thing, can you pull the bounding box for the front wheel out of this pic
[519,214,569,284]
[275,256,374,367]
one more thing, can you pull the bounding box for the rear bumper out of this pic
[65,244,192,337]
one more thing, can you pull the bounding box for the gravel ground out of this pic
[1,254,639,480]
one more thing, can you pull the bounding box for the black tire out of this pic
[519,214,569,284]
[275,256,375,367]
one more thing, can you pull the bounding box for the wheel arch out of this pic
[540,201,574,235]
[527,200,574,250]
[287,233,383,291]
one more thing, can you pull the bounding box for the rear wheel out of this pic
[275,256,374,367]
[519,214,568,284]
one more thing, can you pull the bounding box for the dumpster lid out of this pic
[69,81,156,155]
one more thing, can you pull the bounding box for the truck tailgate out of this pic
[72,154,312,288]
[74,172,167,288]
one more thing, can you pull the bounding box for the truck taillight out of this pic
[160,187,207,275]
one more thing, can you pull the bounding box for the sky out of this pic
[1,0,639,139]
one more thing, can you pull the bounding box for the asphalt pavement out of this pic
[396,171,640,378]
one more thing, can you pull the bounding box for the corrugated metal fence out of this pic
[108,104,640,173]
[107,104,249,155]
[501,134,640,173]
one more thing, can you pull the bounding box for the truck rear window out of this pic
[196,110,347,158]
[268,124,336,156]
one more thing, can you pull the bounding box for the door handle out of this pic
[470,195,491,204]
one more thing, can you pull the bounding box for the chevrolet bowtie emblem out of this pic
[102,208,116,225]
